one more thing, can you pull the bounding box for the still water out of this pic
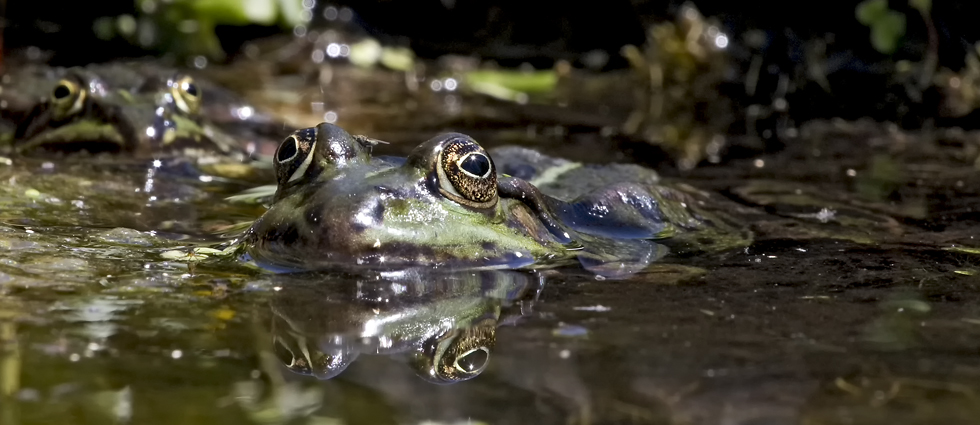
[1,119,980,425]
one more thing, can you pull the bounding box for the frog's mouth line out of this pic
[16,122,131,154]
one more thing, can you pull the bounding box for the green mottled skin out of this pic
[245,146,571,270]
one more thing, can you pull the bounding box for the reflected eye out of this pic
[437,137,497,208]
[454,347,489,373]
[271,334,312,376]
[50,78,85,117]
[274,128,317,186]
[172,75,202,114]
[410,323,496,384]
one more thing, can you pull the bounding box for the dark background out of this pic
[4,0,976,68]
[4,0,980,127]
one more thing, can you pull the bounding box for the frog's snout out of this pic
[117,105,173,150]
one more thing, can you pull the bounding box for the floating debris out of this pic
[552,323,589,337]
[160,246,235,262]
[946,246,980,255]
[572,305,612,312]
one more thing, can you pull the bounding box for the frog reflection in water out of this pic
[244,123,748,275]
[269,269,539,383]
[0,63,257,157]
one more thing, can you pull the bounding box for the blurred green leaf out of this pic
[464,70,558,94]
[870,11,906,54]
[121,0,306,60]
[856,0,889,25]
[856,0,910,55]
[349,39,382,67]
[181,0,279,26]
[910,0,931,15]
[276,0,307,27]
[379,47,415,71]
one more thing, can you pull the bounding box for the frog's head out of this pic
[245,123,573,271]
[13,66,225,155]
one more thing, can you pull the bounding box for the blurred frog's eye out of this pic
[172,75,202,114]
[50,78,85,118]
[274,128,317,186]
[437,137,498,209]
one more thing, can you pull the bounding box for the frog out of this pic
[241,122,749,276]
[0,62,280,159]
[268,268,539,383]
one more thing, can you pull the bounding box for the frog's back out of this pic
[490,145,751,255]
[490,146,660,200]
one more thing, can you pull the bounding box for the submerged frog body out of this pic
[0,63,258,157]
[243,123,748,276]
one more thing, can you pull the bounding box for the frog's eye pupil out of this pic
[454,348,489,373]
[277,137,298,163]
[460,153,491,178]
[184,82,199,97]
[53,84,71,100]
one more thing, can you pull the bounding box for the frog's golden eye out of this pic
[50,78,85,117]
[437,137,497,209]
[172,75,202,115]
[274,128,317,186]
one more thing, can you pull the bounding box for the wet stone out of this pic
[94,227,167,247]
